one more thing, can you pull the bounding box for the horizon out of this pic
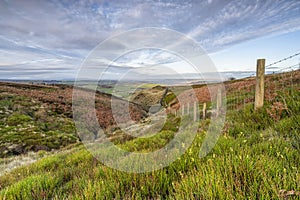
[0,70,295,83]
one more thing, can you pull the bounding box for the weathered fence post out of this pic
[193,101,197,122]
[202,103,206,119]
[255,59,265,110]
[187,102,190,115]
[216,87,222,116]
[181,104,185,115]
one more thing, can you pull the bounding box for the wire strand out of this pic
[266,52,300,69]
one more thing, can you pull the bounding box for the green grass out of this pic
[0,126,299,199]
[226,87,300,139]
[0,79,299,199]
[1,98,299,199]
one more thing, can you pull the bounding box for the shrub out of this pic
[6,114,32,126]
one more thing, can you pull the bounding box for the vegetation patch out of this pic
[0,93,78,157]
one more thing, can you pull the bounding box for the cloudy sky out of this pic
[1,0,300,80]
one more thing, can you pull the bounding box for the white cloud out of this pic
[0,0,300,79]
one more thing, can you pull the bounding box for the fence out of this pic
[168,52,300,121]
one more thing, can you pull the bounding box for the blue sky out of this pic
[0,0,300,80]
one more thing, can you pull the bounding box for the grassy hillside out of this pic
[0,71,299,199]
[0,92,78,157]
[0,82,147,158]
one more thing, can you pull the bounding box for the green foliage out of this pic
[227,105,272,137]
[164,93,176,105]
[161,114,180,132]
[1,174,61,199]
[0,94,78,157]
[119,130,174,152]
[0,126,299,199]
[6,114,32,126]
[227,87,299,139]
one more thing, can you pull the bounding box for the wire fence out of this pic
[167,52,300,122]
[226,53,300,112]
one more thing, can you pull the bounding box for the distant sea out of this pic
[0,70,281,86]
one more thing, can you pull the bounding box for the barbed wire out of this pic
[265,52,300,69]
[249,63,299,77]
[275,63,299,72]
[248,52,300,77]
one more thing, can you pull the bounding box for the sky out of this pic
[0,0,300,80]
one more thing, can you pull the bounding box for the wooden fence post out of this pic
[193,101,197,122]
[202,103,206,119]
[255,59,265,110]
[217,87,222,116]
[181,104,185,116]
[187,102,190,115]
